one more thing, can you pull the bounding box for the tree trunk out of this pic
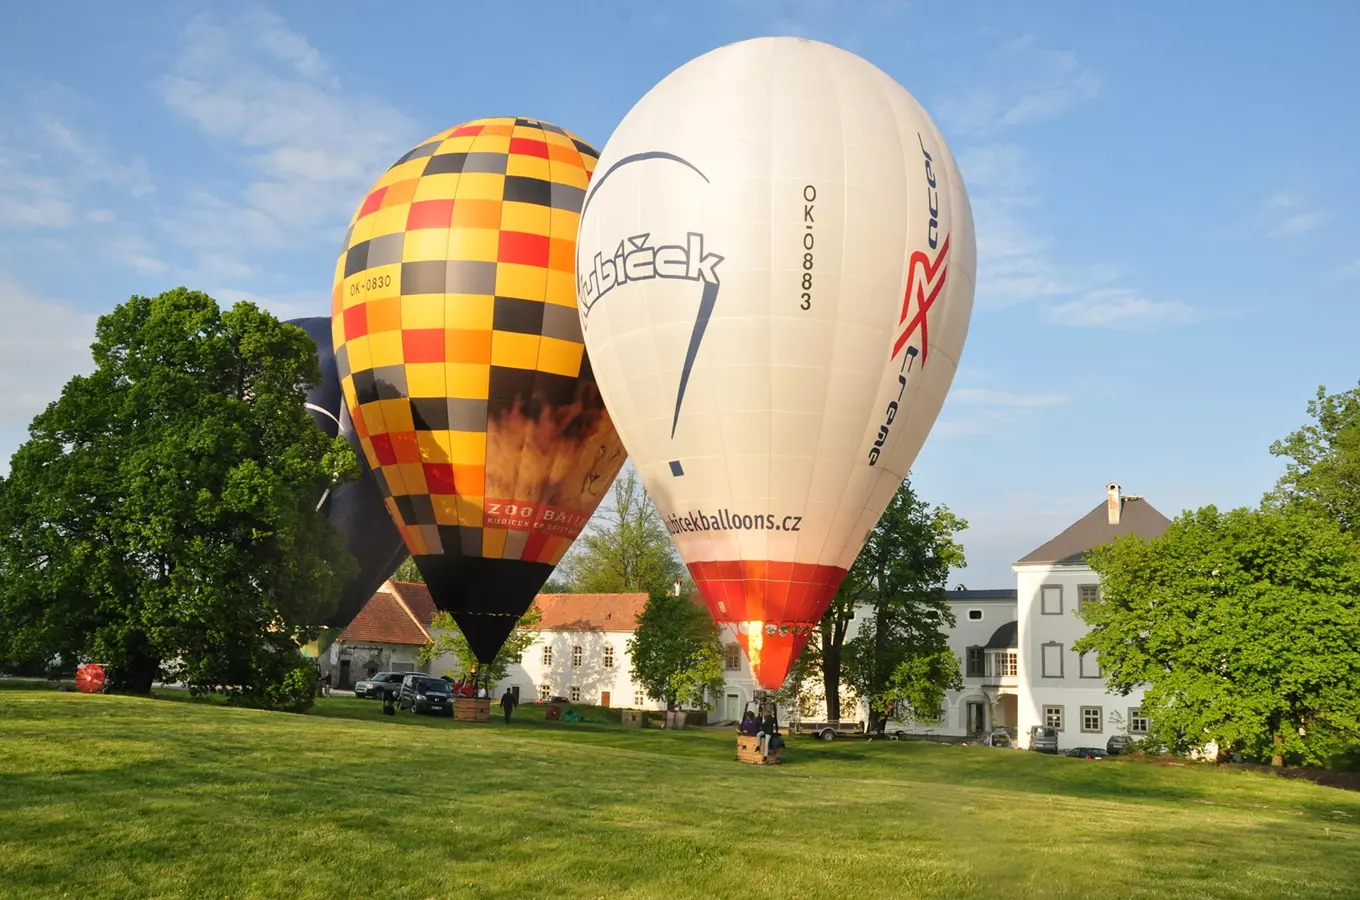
[871,599,888,734]
[105,633,159,695]
[821,627,841,722]
[1271,731,1284,768]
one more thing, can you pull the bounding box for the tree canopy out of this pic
[626,590,725,711]
[1075,382,1360,766]
[393,556,424,584]
[0,288,357,709]
[1075,503,1360,766]
[839,476,967,733]
[555,468,686,597]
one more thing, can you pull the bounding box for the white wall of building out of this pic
[425,628,666,710]
[416,568,1153,748]
[1015,562,1148,749]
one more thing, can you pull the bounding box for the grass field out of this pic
[2,683,1359,899]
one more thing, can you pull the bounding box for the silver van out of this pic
[1028,725,1059,753]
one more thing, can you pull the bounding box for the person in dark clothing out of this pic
[739,711,759,735]
[756,712,780,759]
[500,689,519,724]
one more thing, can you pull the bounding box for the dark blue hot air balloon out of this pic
[287,317,407,629]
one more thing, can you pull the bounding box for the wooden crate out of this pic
[454,698,490,722]
[736,734,782,765]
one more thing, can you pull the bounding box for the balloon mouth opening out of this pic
[686,559,848,689]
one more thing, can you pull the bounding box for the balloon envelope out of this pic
[332,118,628,662]
[75,663,105,694]
[286,316,408,630]
[575,38,976,689]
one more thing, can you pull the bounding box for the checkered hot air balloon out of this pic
[331,117,628,664]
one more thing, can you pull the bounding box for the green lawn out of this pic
[2,685,1358,899]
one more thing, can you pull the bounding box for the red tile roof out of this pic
[388,581,437,628]
[531,593,649,632]
[341,583,652,643]
[337,590,430,646]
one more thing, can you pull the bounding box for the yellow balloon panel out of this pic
[331,117,627,566]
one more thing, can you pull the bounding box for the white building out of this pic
[1011,482,1169,748]
[421,591,666,710]
[716,482,1170,750]
[331,483,1167,747]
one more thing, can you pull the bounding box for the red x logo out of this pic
[891,234,950,364]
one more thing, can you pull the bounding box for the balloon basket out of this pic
[736,734,782,766]
[454,698,491,722]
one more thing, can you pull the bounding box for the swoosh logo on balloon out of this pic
[577,150,717,441]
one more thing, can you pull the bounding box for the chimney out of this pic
[1106,482,1122,525]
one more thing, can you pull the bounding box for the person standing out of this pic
[500,688,519,724]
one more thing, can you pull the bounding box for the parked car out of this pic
[1028,725,1059,754]
[1065,746,1107,760]
[1106,734,1133,756]
[398,674,454,716]
[980,729,1013,749]
[353,671,410,699]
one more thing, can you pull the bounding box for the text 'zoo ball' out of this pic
[575,38,977,689]
[332,117,628,664]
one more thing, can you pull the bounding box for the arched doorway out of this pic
[996,693,1018,736]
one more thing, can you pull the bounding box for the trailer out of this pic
[793,719,867,741]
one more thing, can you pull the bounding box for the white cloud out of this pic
[939,42,1101,140]
[1263,191,1327,237]
[1045,289,1196,329]
[157,7,420,272]
[33,113,155,198]
[0,155,77,229]
[1273,210,1326,236]
[1328,258,1360,282]
[0,84,160,287]
[942,40,1184,328]
[96,229,171,275]
[934,383,1069,439]
[950,388,1069,408]
[0,271,97,430]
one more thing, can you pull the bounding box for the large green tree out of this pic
[0,288,357,707]
[840,477,967,734]
[1075,504,1360,766]
[627,590,725,711]
[557,468,686,597]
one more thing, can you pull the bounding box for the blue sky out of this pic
[2,1,1357,587]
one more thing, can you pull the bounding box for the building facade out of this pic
[329,483,1167,749]
[726,482,1169,750]
[1011,482,1169,749]
[323,582,435,689]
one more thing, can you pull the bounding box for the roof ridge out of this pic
[386,580,431,642]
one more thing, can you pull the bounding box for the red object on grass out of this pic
[75,663,106,694]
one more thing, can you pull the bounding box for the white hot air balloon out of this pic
[575,37,976,690]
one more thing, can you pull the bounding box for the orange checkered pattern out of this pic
[331,117,627,567]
